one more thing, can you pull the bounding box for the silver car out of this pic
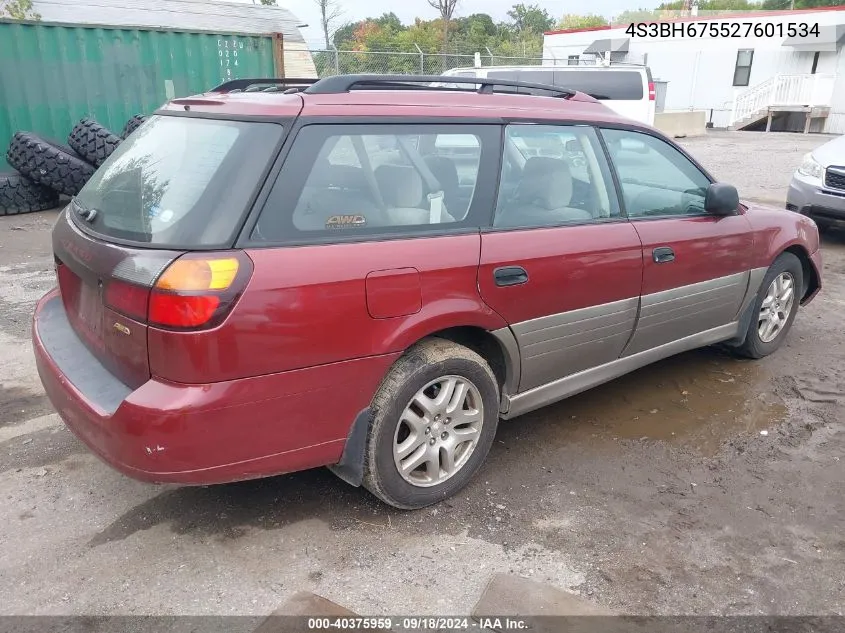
[787,134,845,231]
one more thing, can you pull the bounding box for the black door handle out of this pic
[653,246,675,264]
[494,266,529,287]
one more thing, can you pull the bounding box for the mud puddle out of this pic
[523,347,787,456]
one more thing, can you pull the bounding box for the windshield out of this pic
[74,115,283,247]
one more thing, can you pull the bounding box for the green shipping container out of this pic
[0,21,277,169]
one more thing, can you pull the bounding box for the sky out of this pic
[270,0,649,48]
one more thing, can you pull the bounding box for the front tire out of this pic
[735,252,803,359]
[363,338,499,509]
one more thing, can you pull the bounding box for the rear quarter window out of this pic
[249,124,501,244]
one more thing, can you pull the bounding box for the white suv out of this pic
[441,65,656,126]
[786,134,845,233]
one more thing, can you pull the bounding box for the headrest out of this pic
[375,164,424,208]
[424,155,459,191]
[311,162,367,190]
[517,157,573,210]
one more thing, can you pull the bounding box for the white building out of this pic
[543,7,845,133]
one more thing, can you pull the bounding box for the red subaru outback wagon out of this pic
[33,75,821,508]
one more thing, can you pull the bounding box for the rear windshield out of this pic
[74,115,283,247]
[488,69,644,100]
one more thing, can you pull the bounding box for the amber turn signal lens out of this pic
[155,258,239,292]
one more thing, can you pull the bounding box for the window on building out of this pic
[568,55,580,66]
[733,49,754,87]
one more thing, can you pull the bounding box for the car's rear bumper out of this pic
[787,173,845,224]
[33,290,398,484]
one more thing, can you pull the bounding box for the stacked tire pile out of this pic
[0,115,146,217]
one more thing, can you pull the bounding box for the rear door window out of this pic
[74,115,283,248]
[250,124,500,243]
[495,124,620,228]
[552,70,644,100]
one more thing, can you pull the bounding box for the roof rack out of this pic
[302,74,576,98]
[210,78,320,94]
[448,61,649,69]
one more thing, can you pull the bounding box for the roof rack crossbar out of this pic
[302,74,576,98]
[210,77,320,93]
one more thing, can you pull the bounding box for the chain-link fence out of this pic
[309,49,572,78]
[308,49,650,77]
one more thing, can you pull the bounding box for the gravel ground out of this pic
[0,131,842,617]
[679,130,838,205]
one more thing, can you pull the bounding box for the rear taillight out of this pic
[103,253,252,330]
[148,294,220,328]
[648,82,655,101]
[105,279,149,322]
[148,253,252,330]
[154,258,240,292]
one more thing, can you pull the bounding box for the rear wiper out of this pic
[70,197,98,222]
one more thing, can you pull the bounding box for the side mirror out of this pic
[704,183,739,216]
[565,139,581,153]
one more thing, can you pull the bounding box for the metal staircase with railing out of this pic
[729,73,835,132]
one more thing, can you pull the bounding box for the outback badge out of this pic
[325,214,366,229]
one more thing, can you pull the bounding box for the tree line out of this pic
[308,0,841,58]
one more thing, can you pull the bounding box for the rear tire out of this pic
[68,118,121,167]
[0,171,60,215]
[735,252,803,359]
[363,338,499,509]
[6,132,95,196]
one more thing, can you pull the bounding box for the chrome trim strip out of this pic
[639,272,747,308]
[511,297,639,392]
[623,272,748,356]
[523,319,636,357]
[513,298,639,341]
[502,322,740,419]
[637,296,740,329]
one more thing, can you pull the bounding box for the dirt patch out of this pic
[87,470,376,547]
[0,385,53,428]
[677,131,831,205]
[0,426,87,475]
